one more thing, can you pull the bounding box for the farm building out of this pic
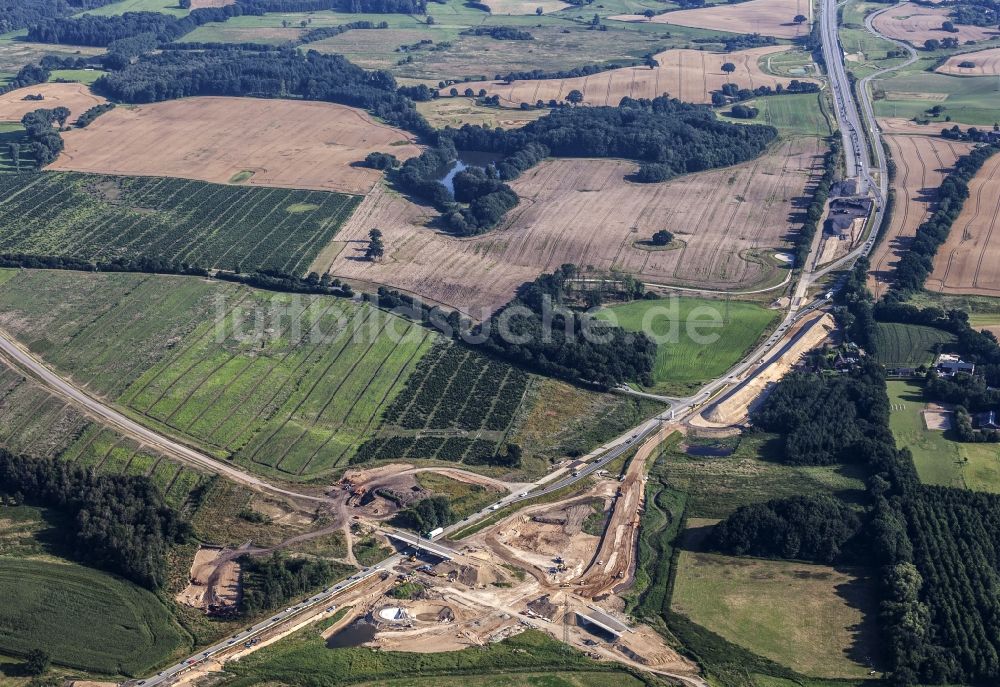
[935,353,975,377]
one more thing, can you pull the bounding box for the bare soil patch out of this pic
[320,137,823,315]
[937,47,1000,75]
[611,0,811,40]
[0,82,106,122]
[176,546,241,613]
[478,45,814,107]
[49,96,421,195]
[871,2,998,45]
[868,134,972,297]
[928,152,1000,296]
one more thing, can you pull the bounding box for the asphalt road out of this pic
[2,6,908,681]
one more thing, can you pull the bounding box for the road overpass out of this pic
[384,529,457,560]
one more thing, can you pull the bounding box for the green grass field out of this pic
[0,173,359,274]
[888,380,1000,493]
[224,626,618,687]
[49,68,105,84]
[597,297,780,395]
[654,433,867,518]
[717,93,833,137]
[0,557,184,675]
[873,69,1000,126]
[671,551,879,679]
[872,322,954,368]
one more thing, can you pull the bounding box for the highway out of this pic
[1,5,908,681]
[136,561,398,687]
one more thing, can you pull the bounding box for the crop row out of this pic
[382,342,528,434]
[0,172,359,273]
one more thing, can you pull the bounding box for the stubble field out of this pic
[611,0,812,39]
[478,46,815,107]
[0,82,105,122]
[928,151,1000,296]
[936,47,1000,75]
[870,2,999,45]
[867,133,972,297]
[50,97,422,196]
[319,137,824,314]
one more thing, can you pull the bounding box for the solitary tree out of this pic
[8,143,19,171]
[51,106,70,129]
[566,89,584,104]
[536,6,543,14]
[942,20,956,32]
[591,13,600,25]
[366,228,385,261]
[24,649,50,677]
[650,229,674,246]
[643,8,656,18]
[426,15,435,25]
[793,13,807,24]
[721,62,736,74]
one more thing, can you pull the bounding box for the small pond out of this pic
[436,151,503,196]
[325,620,377,649]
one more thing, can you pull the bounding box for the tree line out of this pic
[0,0,120,34]
[371,264,655,388]
[0,449,192,590]
[460,26,533,40]
[94,47,434,137]
[239,553,347,616]
[885,145,998,299]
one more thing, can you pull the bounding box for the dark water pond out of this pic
[684,444,733,457]
[325,620,377,648]
[436,151,503,196]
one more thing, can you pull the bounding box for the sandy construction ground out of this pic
[871,3,998,45]
[611,0,811,39]
[319,138,823,315]
[701,313,834,426]
[928,152,1000,296]
[479,46,814,107]
[936,47,1000,75]
[0,82,106,123]
[49,96,421,195]
[868,134,972,297]
[176,546,241,612]
[483,0,570,13]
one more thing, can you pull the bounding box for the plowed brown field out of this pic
[316,137,824,315]
[937,47,1000,75]
[611,0,811,39]
[479,46,815,106]
[928,152,1000,296]
[868,133,972,297]
[49,96,421,195]
[871,3,998,45]
[0,82,106,122]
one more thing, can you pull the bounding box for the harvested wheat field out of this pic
[190,0,235,7]
[928,153,1000,296]
[483,0,570,13]
[878,116,954,136]
[0,82,106,122]
[868,134,972,297]
[937,47,1000,75]
[50,96,421,195]
[318,137,823,315]
[611,0,811,40]
[872,3,998,45]
[480,46,814,107]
